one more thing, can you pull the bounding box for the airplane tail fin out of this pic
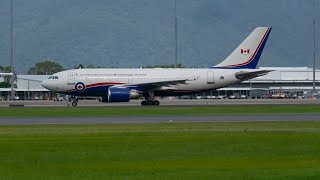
[213,27,272,69]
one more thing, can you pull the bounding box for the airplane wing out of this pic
[130,79,188,87]
[235,70,273,80]
[114,77,199,88]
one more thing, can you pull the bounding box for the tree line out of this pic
[0,66,15,88]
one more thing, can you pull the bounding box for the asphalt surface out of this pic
[0,114,320,125]
[1,99,320,107]
[1,99,320,125]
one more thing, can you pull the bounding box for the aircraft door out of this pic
[127,76,131,84]
[207,71,214,84]
[68,73,75,84]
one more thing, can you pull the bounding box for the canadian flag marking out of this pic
[240,48,250,54]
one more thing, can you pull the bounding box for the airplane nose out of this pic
[41,80,49,89]
[41,80,55,90]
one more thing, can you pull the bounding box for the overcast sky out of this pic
[0,0,320,73]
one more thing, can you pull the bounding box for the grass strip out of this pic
[0,122,319,179]
[0,105,320,117]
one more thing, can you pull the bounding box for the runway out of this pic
[0,114,320,125]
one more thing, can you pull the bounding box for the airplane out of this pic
[0,73,14,77]
[41,27,272,106]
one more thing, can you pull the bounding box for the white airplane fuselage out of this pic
[42,68,247,97]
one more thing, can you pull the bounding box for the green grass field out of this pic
[0,105,320,117]
[1,122,320,179]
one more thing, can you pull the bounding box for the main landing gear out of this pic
[141,100,160,106]
[141,90,160,106]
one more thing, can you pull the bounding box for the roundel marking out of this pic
[75,82,86,92]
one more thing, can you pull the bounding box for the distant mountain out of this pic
[0,0,319,73]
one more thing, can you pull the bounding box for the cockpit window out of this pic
[48,76,58,79]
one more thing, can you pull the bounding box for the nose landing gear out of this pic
[71,100,78,107]
[69,96,78,107]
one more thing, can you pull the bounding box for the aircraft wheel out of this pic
[141,101,147,106]
[146,100,153,106]
[141,100,158,106]
[152,100,160,106]
[71,101,77,107]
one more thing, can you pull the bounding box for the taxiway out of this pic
[0,114,319,125]
[1,99,320,107]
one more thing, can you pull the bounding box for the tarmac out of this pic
[1,99,320,125]
[1,99,320,107]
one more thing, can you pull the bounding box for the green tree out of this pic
[27,60,64,75]
[0,81,11,88]
[0,65,16,83]
[0,66,12,73]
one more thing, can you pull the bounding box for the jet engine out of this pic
[107,87,140,102]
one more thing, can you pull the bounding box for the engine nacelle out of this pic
[107,87,140,102]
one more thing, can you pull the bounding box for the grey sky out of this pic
[0,0,319,73]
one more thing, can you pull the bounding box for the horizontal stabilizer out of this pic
[235,70,273,80]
